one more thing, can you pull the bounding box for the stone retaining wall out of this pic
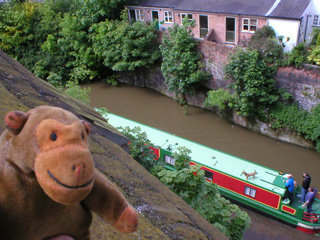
[117,40,319,149]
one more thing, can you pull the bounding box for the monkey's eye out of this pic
[50,132,57,141]
[81,133,85,140]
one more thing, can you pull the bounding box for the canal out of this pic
[84,81,319,240]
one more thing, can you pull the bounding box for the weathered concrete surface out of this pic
[0,49,228,240]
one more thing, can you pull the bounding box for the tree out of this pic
[0,0,125,86]
[160,19,211,106]
[225,49,279,118]
[91,11,160,72]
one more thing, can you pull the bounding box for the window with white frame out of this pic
[313,15,319,26]
[164,154,175,165]
[164,11,173,23]
[135,9,144,21]
[244,186,257,198]
[242,18,257,32]
[181,13,193,23]
[204,170,213,181]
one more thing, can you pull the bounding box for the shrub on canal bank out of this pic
[223,49,279,119]
[0,0,159,86]
[160,19,211,107]
[91,10,160,72]
[268,102,320,152]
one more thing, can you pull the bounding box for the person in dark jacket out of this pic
[301,173,311,203]
[302,187,317,213]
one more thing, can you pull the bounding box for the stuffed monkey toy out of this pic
[0,106,138,240]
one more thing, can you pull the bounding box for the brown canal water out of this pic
[84,81,320,240]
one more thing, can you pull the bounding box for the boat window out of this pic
[205,170,213,181]
[244,186,256,198]
[164,154,175,165]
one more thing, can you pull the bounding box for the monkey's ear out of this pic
[5,111,29,135]
[81,120,91,135]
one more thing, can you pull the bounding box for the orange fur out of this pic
[0,106,138,239]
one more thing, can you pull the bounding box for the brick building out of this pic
[126,0,318,52]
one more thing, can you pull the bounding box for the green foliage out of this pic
[317,33,320,47]
[171,146,192,171]
[308,46,320,66]
[117,126,157,171]
[204,89,235,111]
[284,43,308,68]
[0,1,40,51]
[75,0,126,24]
[91,14,160,71]
[47,72,63,89]
[225,49,279,118]
[160,19,211,104]
[0,0,125,86]
[248,26,284,65]
[105,74,119,86]
[155,147,250,240]
[64,80,91,103]
[269,102,320,152]
[310,28,320,46]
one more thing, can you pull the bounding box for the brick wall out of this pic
[197,40,236,89]
[274,66,320,111]
[133,7,267,46]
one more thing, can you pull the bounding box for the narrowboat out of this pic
[104,112,320,234]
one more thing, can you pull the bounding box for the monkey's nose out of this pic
[72,163,85,185]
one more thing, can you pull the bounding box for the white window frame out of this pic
[164,11,173,23]
[242,18,258,33]
[164,154,175,165]
[151,10,159,22]
[313,15,319,26]
[244,186,257,198]
[181,13,193,24]
[204,170,213,181]
[226,17,236,43]
[135,9,144,21]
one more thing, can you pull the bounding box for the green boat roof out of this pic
[106,112,287,196]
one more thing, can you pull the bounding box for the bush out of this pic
[0,0,126,86]
[225,49,279,118]
[116,126,157,171]
[160,18,211,105]
[64,80,91,104]
[204,89,235,112]
[308,46,320,66]
[248,26,284,65]
[91,11,160,71]
[310,28,320,46]
[269,102,320,152]
[284,43,308,68]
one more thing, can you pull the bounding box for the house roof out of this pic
[130,0,311,19]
